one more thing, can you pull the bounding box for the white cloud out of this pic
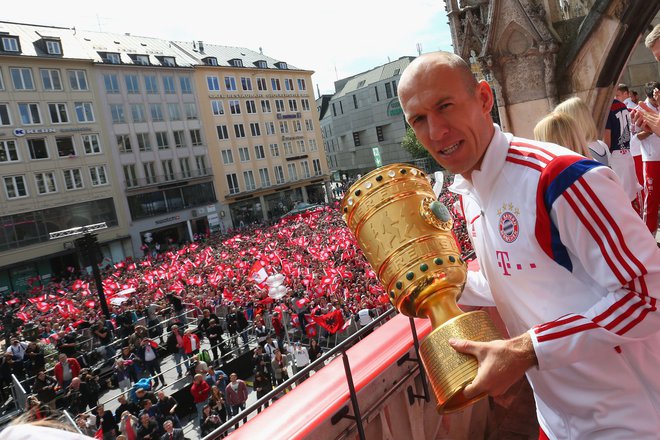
[4,0,453,95]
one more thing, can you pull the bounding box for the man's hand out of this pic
[631,102,660,136]
[449,332,537,399]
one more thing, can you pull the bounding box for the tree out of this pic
[401,127,431,159]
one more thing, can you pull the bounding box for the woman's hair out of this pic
[554,97,599,143]
[534,112,592,158]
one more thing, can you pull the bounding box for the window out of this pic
[48,103,69,124]
[243,170,256,191]
[270,143,280,157]
[40,69,62,90]
[256,77,267,91]
[125,75,139,93]
[297,139,305,153]
[11,68,34,90]
[274,165,285,184]
[261,100,271,113]
[45,40,62,56]
[246,100,256,114]
[131,104,146,123]
[167,103,181,121]
[293,120,302,132]
[238,146,250,162]
[227,173,239,194]
[288,99,298,112]
[143,162,156,184]
[385,80,397,99]
[104,52,121,64]
[216,125,229,140]
[35,172,57,194]
[82,134,101,154]
[90,166,108,186]
[4,176,28,199]
[284,78,294,91]
[275,99,285,113]
[207,76,220,91]
[68,70,88,90]
[123,164,137,188]
[376,125,385,142]
[221,149,234,165]
[297,78,307,90]
[1,37,19,52]
[265,121,275,135]
[279,121,289,134]
[184,103,197,120]
[340,101,344,114]
[305,119,313,131]
[18,103,41,124]
[254,144,265,159]
[103,74,119,93]
[173,130,185,148]
[180,76,192,94]
[190,129,202,146]
[0,103,10,125]
[63,168,83,190]
[301,161,311,178]
[56,136,76,157]
[332,103,336,117]
[353,132,361,147]
[234,124,245,138]
[250,122,261,136]
[117,134,132,152]
[145,75,158,94]
[28,138,48,159]
[110,104,125,123]
[0,140,19,162]
[75,102,94,122]
[156,132,169,149]
[241,77,252,91]
[255,60,267,69]
[224,77,237,91]
[150,103,164,121]
[271,78,281,91]
[309,139,318,151]
[229,59,243,67]
[162,56,176,67]
[259,168,271,187]
[134,54,149,66]
[137,133,151,151]
[211,100,224,116]
[163,76,176,94]
[204,57,218,66]
[195,155,207,172]
[283,141,293,155]
[287,163,298,180]
[313,158,322,176]
[375,86,380,102]
[162,159,175,181]
[180,158,191,178]
[301,98,310,111]
[229,100,241,115]
[353,94,358,109]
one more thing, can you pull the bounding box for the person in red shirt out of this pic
[182,329,200,358]
[53,353,80,388]
[190,373,210,427]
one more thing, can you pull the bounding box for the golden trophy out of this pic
[341,163,500,413]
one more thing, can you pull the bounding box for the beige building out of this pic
[174,41,330,224]
[0,22,131,293]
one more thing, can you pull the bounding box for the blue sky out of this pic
[4,0,453,96]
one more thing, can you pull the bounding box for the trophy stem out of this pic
[418,290,464,330]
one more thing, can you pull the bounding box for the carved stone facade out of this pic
[445,0,660,136]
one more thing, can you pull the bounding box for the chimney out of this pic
[198,41,204,53]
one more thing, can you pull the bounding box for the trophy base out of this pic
[419,310,501,414]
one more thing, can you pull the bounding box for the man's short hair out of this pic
[617,83,630,93]
[645,24,660,49]
[644,82,660,99]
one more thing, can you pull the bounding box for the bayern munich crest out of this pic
[498,203,520,243]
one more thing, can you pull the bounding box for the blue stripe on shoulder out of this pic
[544,159,603,272]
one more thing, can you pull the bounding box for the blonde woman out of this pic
[554,97,611,166]
[533,112,591,158]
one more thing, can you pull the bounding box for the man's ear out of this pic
[477,81,494,114]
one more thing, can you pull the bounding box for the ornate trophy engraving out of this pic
[341,164,500,413]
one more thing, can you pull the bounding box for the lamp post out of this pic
[49,223,111,319]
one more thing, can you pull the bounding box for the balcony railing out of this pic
[125,167,213,189]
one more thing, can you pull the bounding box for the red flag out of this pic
[340,317,353,333]
[311,309,345,334]
[305,323,317,338]
[248,260,269,287]
[222,287,233,301]
[6,298,19,305]
[94,428,103,439]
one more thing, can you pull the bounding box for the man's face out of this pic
[399,60,493,179]
[615,90,630,101]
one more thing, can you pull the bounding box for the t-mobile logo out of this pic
[496,250,512,276]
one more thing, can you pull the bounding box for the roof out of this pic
[333,56,415,98]
[0,21,94,60]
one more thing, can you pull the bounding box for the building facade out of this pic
[175,41,330,225]
[0,22,131,293]
[320,57,415,180]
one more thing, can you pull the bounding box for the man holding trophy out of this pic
[385,52,660,439]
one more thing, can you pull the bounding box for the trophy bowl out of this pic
[341,163,501,413]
